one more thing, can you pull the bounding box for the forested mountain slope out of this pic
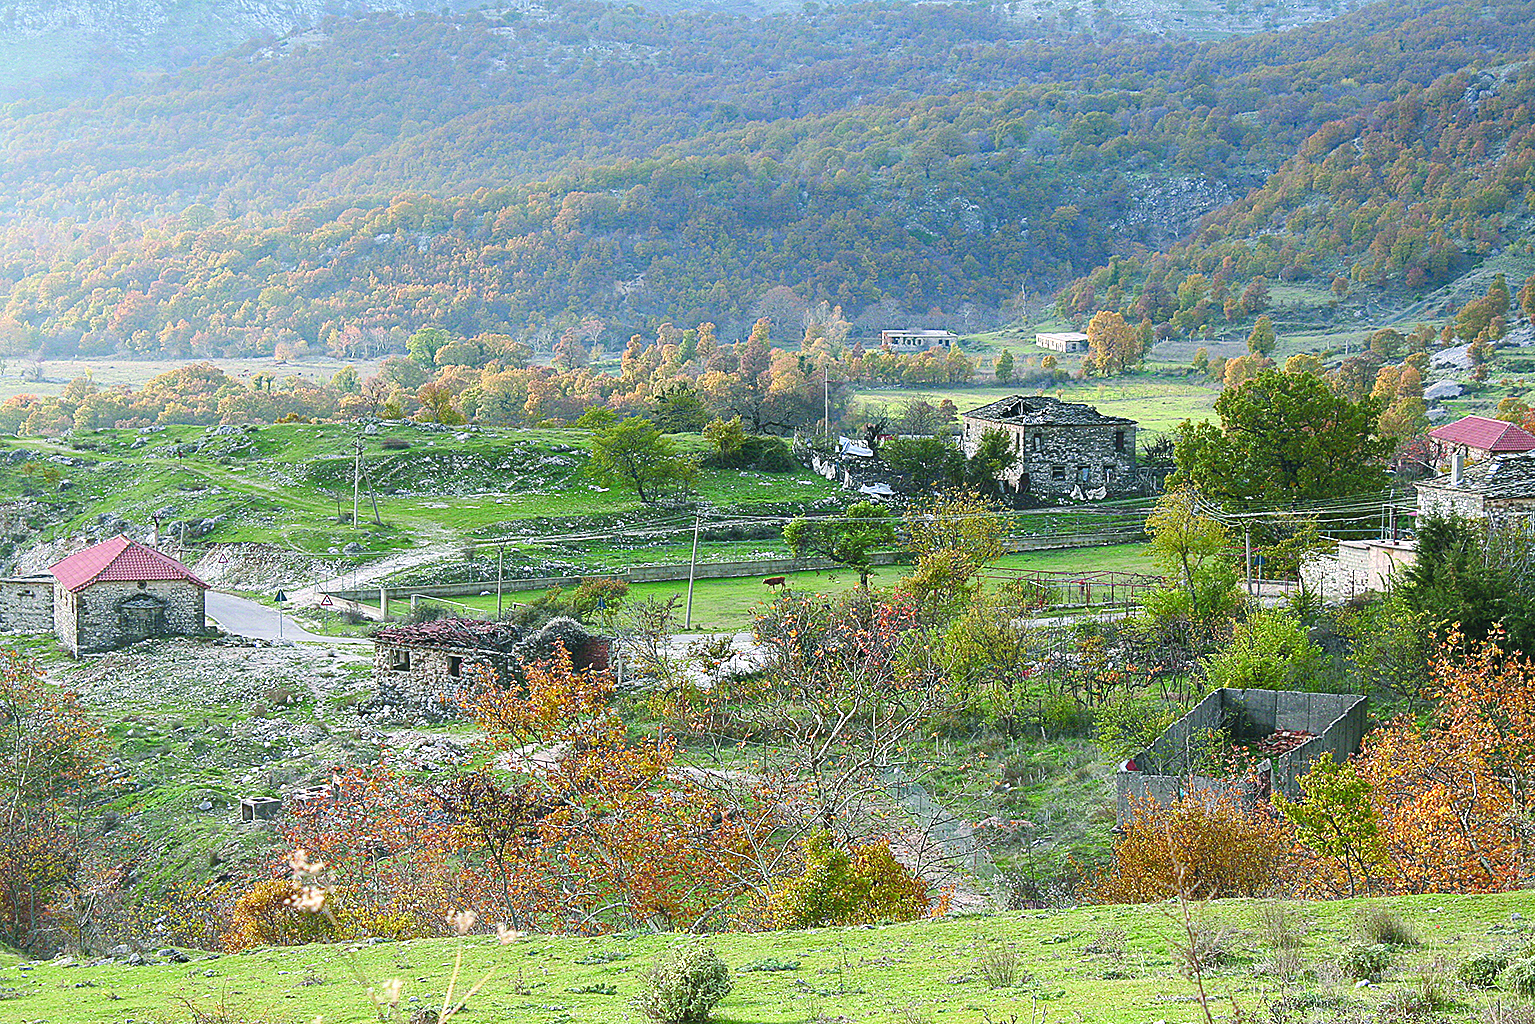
[0,0,1532,356]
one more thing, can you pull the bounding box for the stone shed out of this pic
[370,617,609,721]
[1115,687,1367,827]
[47,535,210,656]
[0,576,56,634]
[959,395,1137,498]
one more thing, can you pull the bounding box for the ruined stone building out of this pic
[1415,449,1535,521]
[959,395,1137,498]
[370,617,609,721]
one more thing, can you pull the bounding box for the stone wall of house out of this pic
[961,419,1137,496]
[0,578,54,634]
[1416,485,1486,519]
[371,641,508,722]
[64,580,206,655]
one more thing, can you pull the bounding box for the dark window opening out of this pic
[448,655,463,678]
[138,581,147,589]
[1078,466,1091,482]
[390,650,410,672]
[1051,466,1066,482]
[1115,430,1126,452]
[1032,434,1043,451]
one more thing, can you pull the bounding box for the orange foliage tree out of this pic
[460,648,772,933]
[1354,628,1535,892]
[0,648,107,952]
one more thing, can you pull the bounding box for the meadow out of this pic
[1,891,1529,1024]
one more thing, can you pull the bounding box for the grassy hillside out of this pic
[2,891,1530,1023]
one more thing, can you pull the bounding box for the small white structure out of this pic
[880,329,956,352]
[1035,331,1089,353]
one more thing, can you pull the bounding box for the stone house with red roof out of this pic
[1426,414,1535,466]
[40,535,209,655]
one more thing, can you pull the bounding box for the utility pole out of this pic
[1244,523,1253,597]
[496,543,504,619]
[823,363,830,437]
[352,437,362,529]
[685,505,703,630]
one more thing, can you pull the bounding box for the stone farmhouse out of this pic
[1427,414,1535,466]
[371,616,609,720]
[879,329,956,352]
[1415,449,1535,521]
[0,535,209,655]
[959,395,1137,498]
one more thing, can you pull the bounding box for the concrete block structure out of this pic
[1035,331,1088,353]
[959,395,1137,498]
[1115,687,1367,827]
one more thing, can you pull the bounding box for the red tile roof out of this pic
[48,535,210,593]
[1427,415,1535,453]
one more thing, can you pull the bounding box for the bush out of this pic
[1355,907,1417,947]
[979,945,1026,989]
[1504,958,1535,999]
[1460,951,1513,990]
[223,878,339,951]
[634,941,733,1024]
[1338,942,1395,981]
[765,831,929,928]
[1085,793,1291,902]
[1257,901,1305,949]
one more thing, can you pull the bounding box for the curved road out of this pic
[206,591,372,646]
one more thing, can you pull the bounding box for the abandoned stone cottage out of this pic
[371,617,610,720]
[959,395,1137,498]
[0,535,209,655]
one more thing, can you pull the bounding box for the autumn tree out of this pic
[1086,310,1142,375]
[901,489,1007,616]
[0,649,107,952]
[1246,314,1277,356]
[1143,486,1239,624]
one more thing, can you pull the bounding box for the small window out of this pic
[390,650,410,672]
[138,581,147,589]
[1104,465,1115,481]
[1032,434,1043,452]
[448,656,463,678]
[1051,465,1066,482]
[1078,466,1090,482]
[1114,429,1126,452]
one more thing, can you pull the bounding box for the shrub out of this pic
[1257,901,1305,949]
[1460,951,1513,990]
[979,945,1024,989]
[1179,918,1236,979]
[1355,907,1417,947]
[634,941,733,1024]
[1339,942,1395,981]
[1504,958,1535,999]
[766,831,929,928]
[1484,999,1535,1024]
[1093,688,1175,759]
[223,878,339,951]
[1085,793,1292,902]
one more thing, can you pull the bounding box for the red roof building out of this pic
[1427,415,1535,458]
[46,536,209,655]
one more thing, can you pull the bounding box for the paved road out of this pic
[206,591,372,646]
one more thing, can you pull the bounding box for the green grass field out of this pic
[1,891,1530,1024]
[854,378,1220,435]
[407,543,1155,631]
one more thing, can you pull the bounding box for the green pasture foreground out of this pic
[2,892,1532,1023]
[408,543,1153,631]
